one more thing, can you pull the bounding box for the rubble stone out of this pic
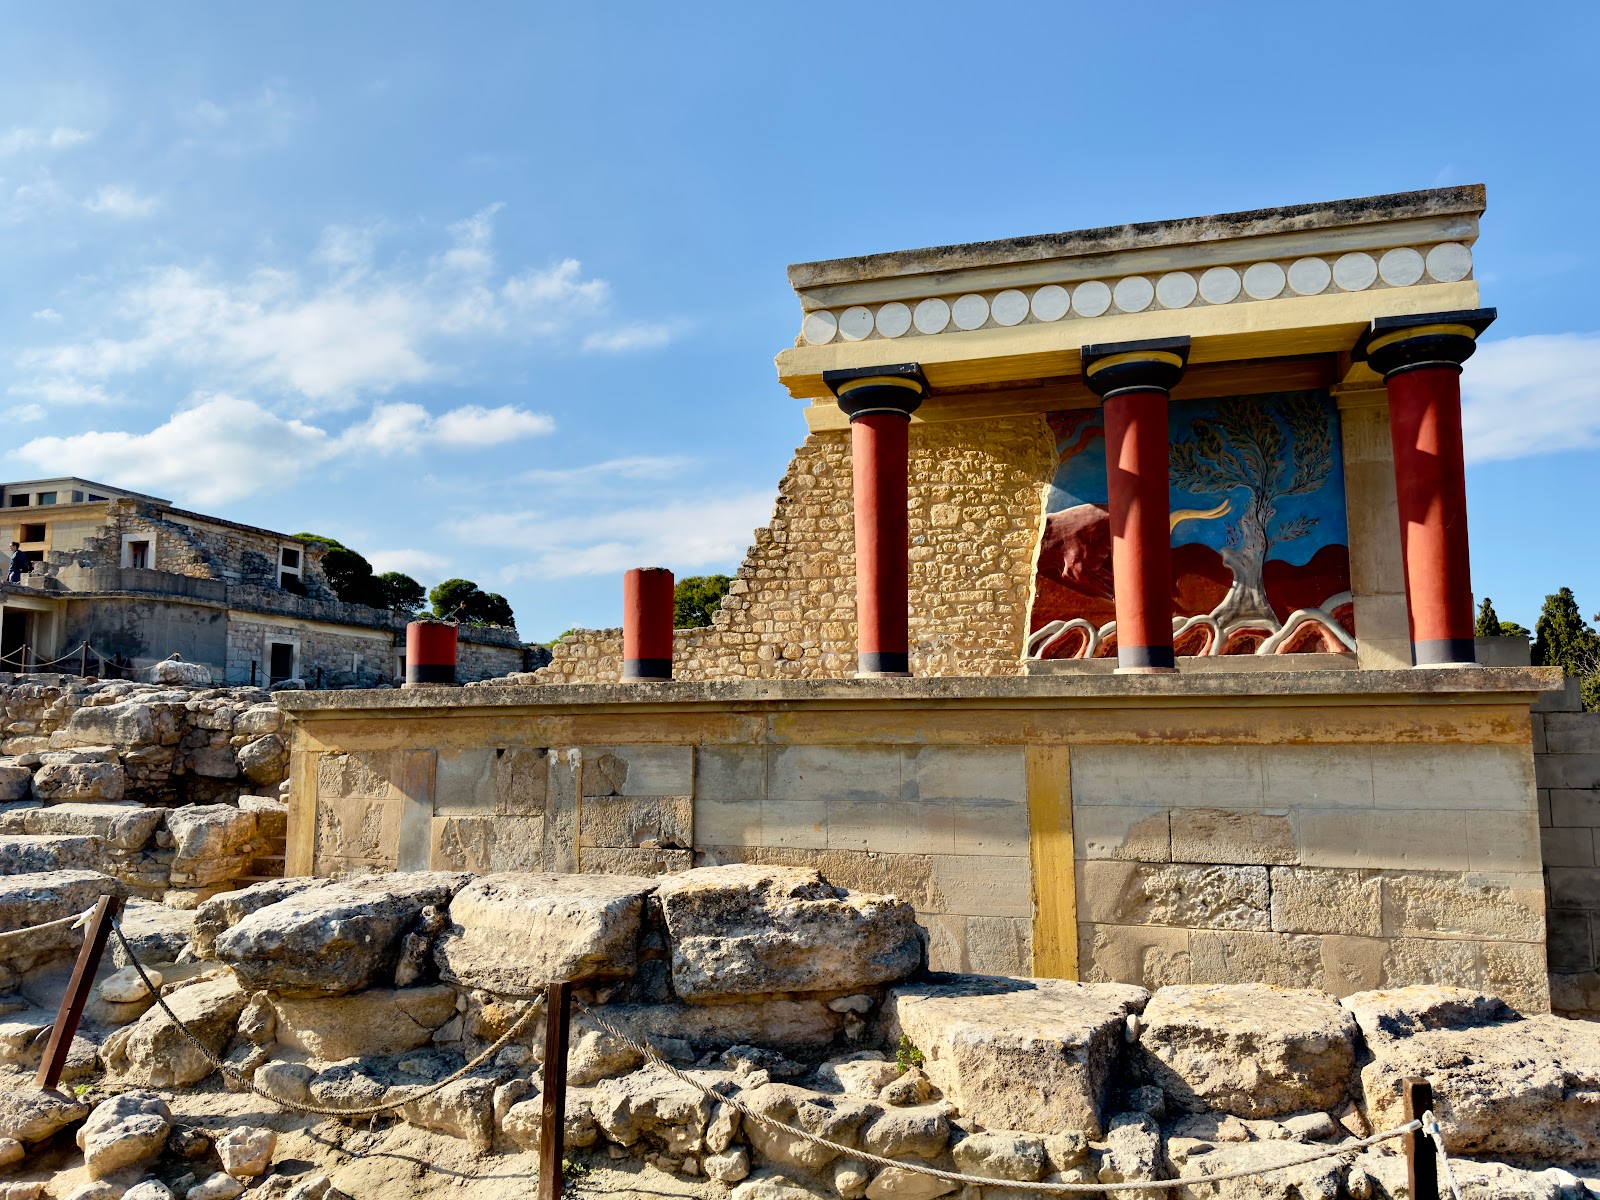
[656,864,921,1001]
[190,877,326,958]
[187,1172,246,1200]
[272,985,458,1059]
[0,1087,90,1143]
[216,1126,276,1178]
[103,974,248,1086]
[593,1065,716,1154]
[77,1091,172,1179]
[165,805,257,887]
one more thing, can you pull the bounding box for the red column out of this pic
[825,365,927,677]
[1362,310,1495,666]
[1083,338,1190,673]
[622,566,674,680]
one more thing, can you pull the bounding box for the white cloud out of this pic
[520,455,692,485]
[367,548,451,577]
[582,323,671,354]
[81,185,159,218]
[31,308,62,322]
[338,402,555,453]
[4,404,46,423]
[450,490,774,580]
[12,394,557,507]
[7,380,117,405]
[1462,333,1600,464]
[18,207,620,409]
[0,127,90,156]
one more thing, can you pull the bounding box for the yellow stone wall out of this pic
[536,416,1055,684]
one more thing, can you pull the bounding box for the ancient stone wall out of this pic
[1534,677,1600,1016]
[224,615,396,689]
[537,417,1053,683]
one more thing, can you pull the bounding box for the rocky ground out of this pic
[0,862,1595,1199]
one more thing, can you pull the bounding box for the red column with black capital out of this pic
[1083,338,1190,673]
[1360,309,1495,666]
[825,364,927,677]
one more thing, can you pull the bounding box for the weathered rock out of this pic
[0,1087,90,1143]
[1281,1112,1339,1142]
[593,1065,716,1154]
[880,1066,934,1107]
[60,701,155,748]
[99,964,161,1002]
[731,1173,820,1200]
[0,1181,43,1200]
[742,1082,876,1170]
[102,974,248,1086]
[864,1166,957,1200]
[216,1126,276,1178]
[255,1062,315,1106]
[0,833,102,873]
[0,764,29,802]
[216,872,467,996]
[501,1090,601,1152]
[308,1060,390,1110]
[31,759,125,802]
[401,1073,499,1152]
[705,1146,752,1183]
[568,1028,644,1086]
[237,735,288,787]
[601,998,843,1053]
[238,795,288,838]
[1348,985,1600,1164]
[0,869,124,933]
[818,1055,899,1099]
[0,1138,20,1167]
[110,899,194,969]
[271,985,457,1059]
[883,975,1148,1139]
[656,864,921,1001]
[63,1184,121,1200]
[1139,984,1357,1118]
[1168,1137,1341,1200]
[188,1172,245,1200]
[1096,1112,1164,1185]
[77,1091,171,1179]
[190,877,327,958]
[188,745,240,779]
[234,706,284,737]
[166,805,257,887]
[1,802,160,850]
[832,1160,871,1199]
[951,1130,1048,1182]
[861,1105,948,1160]
[123,1183,176,1200]
[433,872,655,996]
[147,660,212,686]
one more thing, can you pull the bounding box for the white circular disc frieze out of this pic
[990,289,1029,326]
[1198,266,1242,305]
[1113,276,1155,313]
[1072,280,1112,317]
[913,297,950,335]
[1333,252,1378,291]
[1243,261,1286,300]
[1155,271,1198,309]
[952,293,990,330]
[801,310,837,345]
[1287,257,1332,296]
[838,306,874,341]
[1031,284,1070,322]
[1425,242,1473,283]
[1379,247,1425,287]
[875,302,912,338]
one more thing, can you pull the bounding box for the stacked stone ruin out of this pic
[0,862,1596,1198]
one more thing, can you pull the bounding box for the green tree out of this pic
[294,533,385,607]
[1532,587,1600,711]
[377,571,426,613]
[428,578,516,628]
[674,574,732,628]
[1474,597,1501,638]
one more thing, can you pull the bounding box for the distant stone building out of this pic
[1,476,536,685]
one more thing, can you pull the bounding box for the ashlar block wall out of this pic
[1534,677,1600,1016]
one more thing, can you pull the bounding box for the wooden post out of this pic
[35,893,124,1091]
[1403,1076,1438,1200]
[79,642,89,678]
[250,659,257,686]
[537,981,572,1200]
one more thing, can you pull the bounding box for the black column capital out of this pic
[824,363,928,420]
[1081,336,1191,400]
[1356,307,1496,379]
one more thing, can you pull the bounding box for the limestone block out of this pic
[102,974,247,1087]
[500,1088,600,1153]
[1268,867,1382,937]
[580,794,692,849]
[3,802,161,851]
[696,746,766,802]
[1070,745,1265,810]
[863,1165,957,1200]
[950,1130,1048,1181]
[0,868,124,932]
[237,795,287,839]
[233,705,284,737]
[1139,984,1357,1118]
[740,1081,875,1169]
[166,805,257,887]
[1073,805,1172,862]
[929,853,1032,917]
[187,1172,245,1200]
[1379,870,1545,941]
[187,745,239,779]
[0,765,29,802]
[146,660,211,686]
[316,750,396,800]
[1348,986,1600,1163]
[237,735,287,787]
[76,1091,171,1179]
[860,1105,949,1159]
[655,864,921,1001]
[964,915,1032,977]
[215,1126,275,1179]
[429,815,544,873]
[0,1087,90,1144]
[816,1056,899,1099]
[190,877,327,958]
[31,760,125,802]
[1168,1137,1342,1199]
[768,746,901,804]
[271,985,458,1059]
[59,701,155,748]
[1077,861,1270,930]
[433,871,654,996]
[1188,930,1324,990]
[583,746,694,797]
[400,1073,497,1152]
[1079,922,1193,990]
[216,872,468,995]
[882,975,1148,1139]
[494,746,547,815]
[1169,809,1296,866]
[601,997,844,1053]
[0,833,102,874]
[1096,1112,1163,1185]
[592,1065,715,1154]
[578,846,692,875]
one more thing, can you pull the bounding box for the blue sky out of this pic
[2,3,1595,641]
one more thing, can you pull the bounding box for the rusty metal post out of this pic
[537,981,573,1200]
[1403,1076,1438,1200]
[35,893,123,1091]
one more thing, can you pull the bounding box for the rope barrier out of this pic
[569,998,1422,1194]
[1422,1112,1464,1200]
[109,919,543,1118]
[0,906,97,953]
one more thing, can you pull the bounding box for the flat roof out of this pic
[1,477,172,506]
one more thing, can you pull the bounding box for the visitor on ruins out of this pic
[6,541,29,583]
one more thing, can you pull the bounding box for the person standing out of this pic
[7,541,30,584]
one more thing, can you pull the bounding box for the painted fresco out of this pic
[1028,390,1356,659]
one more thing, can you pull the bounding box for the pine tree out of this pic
[1532,588,1600,712]
[1474,597,1501,638]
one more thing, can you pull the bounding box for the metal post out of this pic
[79,642,89,678]
[21,644,30,674]
[1403,1076,1439,1200]
[36,893,124,1091]
[537,980,572,1200]
[316,667,323,689]
[250,659,257,686]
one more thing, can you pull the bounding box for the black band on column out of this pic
[1411,638,1477,666]
[622,658,673,680]
[1117,645,1177,670]
[406,663,457,685]
[1356,308,1496,378]
[858,651,910,675]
